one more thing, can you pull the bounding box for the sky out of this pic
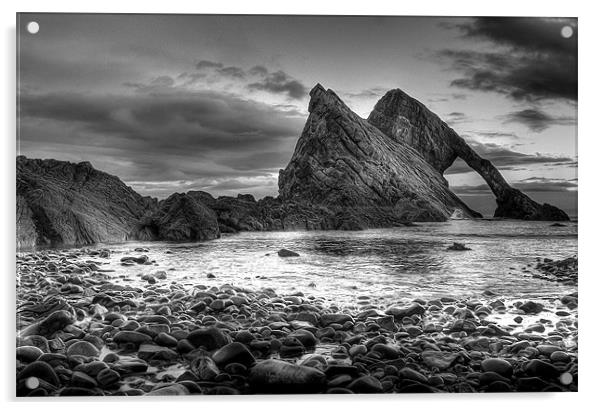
[17,14,578,217]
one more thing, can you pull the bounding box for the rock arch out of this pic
[367,89,569,220]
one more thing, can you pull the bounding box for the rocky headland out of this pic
[16,84,570,248]
[17,156,156,248]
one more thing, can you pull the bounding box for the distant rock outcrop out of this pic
[133,192,220,242]
[17,156,155,248]
[278,84,482,226]
[367,88,569,221]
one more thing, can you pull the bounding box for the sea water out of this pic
[93,219,578,307]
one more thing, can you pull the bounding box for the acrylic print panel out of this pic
[16,13,578,396]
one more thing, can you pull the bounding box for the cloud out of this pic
[452,176,577,195]
[195,60,224,70]
[437,18,577,103]
[458,17,577,55]
[445,139,574,175]
[463,131,519,140]
[218,151,294,171]
[445,112,469,126]
[343,87,390,100]
[126,174,279,199]
[194,60,308,99]
[19,87,306,197]
[123,75,176,93]
[247,70,308,99]
[501,108,576,132]
[218,66,247,78]
[427,93,467,103]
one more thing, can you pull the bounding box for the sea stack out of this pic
[367,88,570,221]
[278,84,482,225]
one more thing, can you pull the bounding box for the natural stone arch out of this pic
[367,88,569,221]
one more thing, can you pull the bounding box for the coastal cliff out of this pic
[16,156,155,248]
[16,84,570,247]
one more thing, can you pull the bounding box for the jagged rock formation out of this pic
[133,192,221,242]
[17,156,156,248]
[367,89,569,221]
[16,84,571,248]
[278,84,482,225]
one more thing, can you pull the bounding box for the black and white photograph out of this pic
[15,12,578,397]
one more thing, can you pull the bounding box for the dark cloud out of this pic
[248,70,308,100]
[438,18,577,103]
[123,75,176,93]
[21,90,304,149]
[452,176,577,195]
[19,88,306,195]
[217,66,247,79]
[195,60,308,99]
[196,60,224,70]
[249,65,269,76]
[458,17,577,55]
[445,139,574,175]
[501,108,576,132]
[195,61,248,79]
[218,151,293,171]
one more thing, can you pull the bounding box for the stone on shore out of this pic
[249,359,326,393]
[212,342,256,368]
[113,331,153,346]
[145,383,190,396]
[20,310,74,338]
[347,375,383,393]
[278,249,300,257]
[385,303,425,319]
[66,341,100,357]
[187,327,230,350]
[17,361,60,387]
[481,358,513,378]
[16,346,44,363]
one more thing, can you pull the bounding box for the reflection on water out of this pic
[94,220,577,307]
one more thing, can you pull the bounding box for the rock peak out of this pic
[310,83,325,95]
[279,84,481,223]
[308,83,346,114]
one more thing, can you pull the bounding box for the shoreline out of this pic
[16,219,579,254]
[16,247,578,396]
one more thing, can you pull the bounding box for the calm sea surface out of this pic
[92,220,578,308]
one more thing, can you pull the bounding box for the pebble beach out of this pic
[16,245,578,396]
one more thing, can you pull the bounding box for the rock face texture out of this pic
[278,84,482,225]
[17,156,155,248]
[133,192,221,242]
[367,89,569,221]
